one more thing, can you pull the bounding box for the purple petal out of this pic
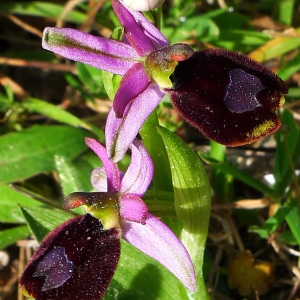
[121,214,196,292]
[85,138,120,192]
[113,0,168,55]
[120,140,154,196]
[42,27,140,76]
[113,63,152,117]
[128,6,169,49]
[20,214,121,300]
[119,194,148,224]
[105,83,164,162]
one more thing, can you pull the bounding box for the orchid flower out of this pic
[20,138,196,299]
[76,137,196,291]
[42,0,189,162]
[42,0,287,163]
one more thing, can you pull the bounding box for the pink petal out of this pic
[120,140,153,196]
[119,194,148,224]
[105,83,164,162]
[113,0,164,55]
[42,27,140,75]
[129,6,169,49]
[121,214,196,292]
[113,63,152,118]
[85,138,120,192]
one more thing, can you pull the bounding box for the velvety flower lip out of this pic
[82,137,196,291]
[165,48,288,146]
[19,214,121,300]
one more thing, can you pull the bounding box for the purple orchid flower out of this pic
[42,0,287,162]
[69,137,196,292]
[20,138,196,299]
[42,0,193,162]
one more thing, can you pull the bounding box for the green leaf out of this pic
[277,51,300,81]
[55,155,84,197]
[0,85,14,111]
[140,111,173,192]
[209,141,234,203]
[104,240,184,300]
[285,201,300,245]
[274,110,300,196]
[263,204,292,233]
[0,184,42,223]
[157,126,212,300]
[20,206,73,243]
[279,230,298,245]
[0,225,30,250]
[276,0,295,25]
[54,155,88,215]
[200,152,275,198]
[22,98,104,139]
[101,26,123,100]
[102,71,122,101]
[0,1,87,24]
[249,33,300,62]
[164,15,220,44]
[77,63,106,96]
[0,125,88,183]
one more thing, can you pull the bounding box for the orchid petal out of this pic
[112,0,158,55]
[113,63,151,118]
[85,138,120,192]
[120,140,154,196]
[42,27,140,76]
[121,213,196,292]
[129,7,169,49]
[106,83,164,162]
[119,194,148,224]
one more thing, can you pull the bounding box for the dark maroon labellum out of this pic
[19,214,121,300]
[165,48,288,146]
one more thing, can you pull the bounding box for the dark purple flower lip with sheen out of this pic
[19,214,121,300]
[165,48,288,146]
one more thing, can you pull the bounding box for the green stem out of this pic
[140,110,173,191]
